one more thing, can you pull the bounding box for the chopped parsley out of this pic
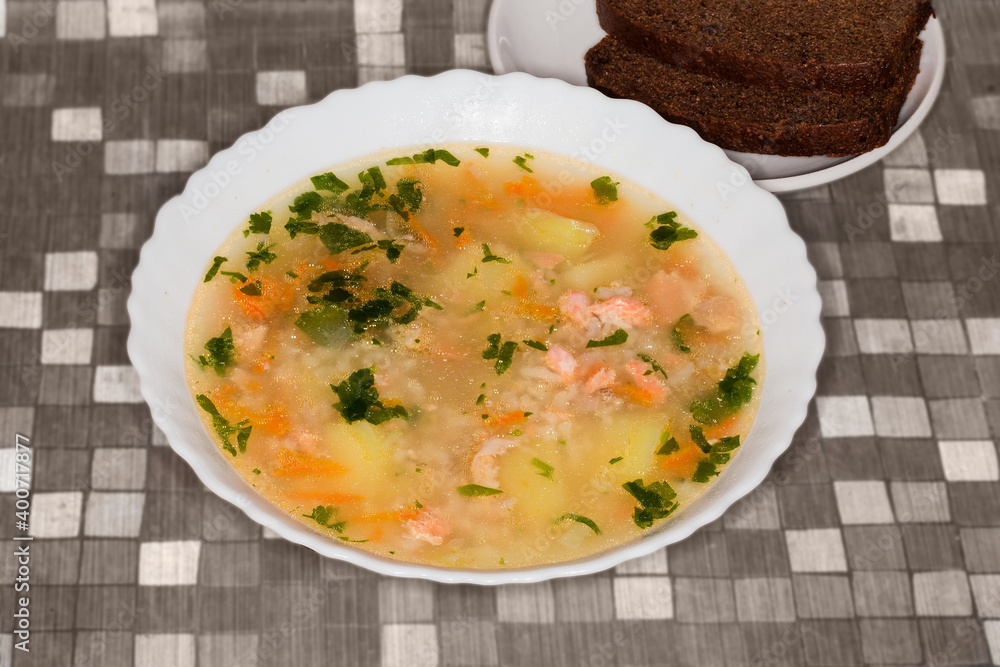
[473,300,486,312]
[692,461,720,483]
[689,425,712,453]
[285,218,320,238]
[481,243,510,264]
[310,172,350,196]
[474,147,490,158]
[656,431,680,455]
[558,513,601,535]
[204,256,227,282]
[637,353,668,380]
[195,394,251,456]
[252,468,261,475]
[196,327,236,376]
[647,211,698,251]
[245,242,277,271]
[220,270,248,283]
[245,211,272,236]
[475,393,485,405]
[690,353,759,425]
[331,368,409,425]
[388,177,423,219]
[609,456,623,465]
[513,153,534,172]
[319,222,373,255]
[586,328,628,348]
[457,484,502,497]
[359,166,387,193]
[482,333,518,375]
[522,339,548,351]
[239,281,262,296]
[415,500,423,509]
[590,176,619,204]
[531,458,554,480]
[622,479,679,529]
[453,227,465,238]
[671,314,693,352]
[295,305,350,346]
[286,270,298,278]
[303,505,346,532]
[353,238,406,264]
[289,191,324,219]
[386,148,461,167]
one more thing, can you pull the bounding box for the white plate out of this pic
[128,70,823,584]
[487,0,946,193]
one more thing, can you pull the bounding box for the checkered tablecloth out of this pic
[1,1,999,665]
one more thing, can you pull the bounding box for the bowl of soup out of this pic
[128,70,823,583]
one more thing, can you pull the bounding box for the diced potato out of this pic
[596,416,663,483]
[561,254,631,291]
[517,209,599,260]
[499,443,567,524]
[325,422,399,502]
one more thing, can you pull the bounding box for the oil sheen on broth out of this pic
[185,145,762,569]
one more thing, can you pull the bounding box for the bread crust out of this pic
[585,36,923,157]
[596,0,933,94]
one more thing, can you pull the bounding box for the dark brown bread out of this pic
[596,0,933,94]
[585,35,922,157]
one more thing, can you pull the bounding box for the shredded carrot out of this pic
[503,176,540,199]
[454,231,472,249]
[250,354,273,374]
[487,410,530,429]
[405,216,439,250]
[611,383,656,408]
[511,274,531,300]
[704,413,741,440]
[516,303,559,321]
[259,407,291,437]
[272,449,348,478]
[321,257,343,271]
[286,490,364,505]
[232,277,295,321]
[660,445,704,479]
[362,509,419,523]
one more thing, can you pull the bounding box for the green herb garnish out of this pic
[656,431,680,455]
[453,227,465,238]
[245,242,277,271]
[558,513,602,535]
[474,147,490,158]
[531,458,554,480]
[245,211,272,236]
[196,327,236,376]
[303,505,346,532]
[331,368,409,425]
[523,340,548,351]
[457,484,502,497]
[239,281,262,296]
[647,211,697,251]
[319,222,373,255]
[310,172,350,195]
[220,270,248,283]
[482,333,518,375]
[637,353,668,380]
[692,461,720,483]
[591,176,619,204]
[689,353,759,425]
[289,191,324,219]
[513,153,534,172]
[671,314,693,353]
[622,479,679,529]
[196,394,251,456]
[285,218,320,238]
[386,148,461,167]
[586,328,628,348]
[204,256,227,282]
[609,456,623,465]
[481,243,511,264]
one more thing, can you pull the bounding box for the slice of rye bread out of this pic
[585,35,923,157]
[596,0,933,94]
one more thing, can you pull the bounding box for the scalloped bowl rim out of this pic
[127,70,823,585]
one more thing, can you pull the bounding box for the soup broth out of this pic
[186,145,762,568]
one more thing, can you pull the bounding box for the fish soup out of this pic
[185,145,762,568]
